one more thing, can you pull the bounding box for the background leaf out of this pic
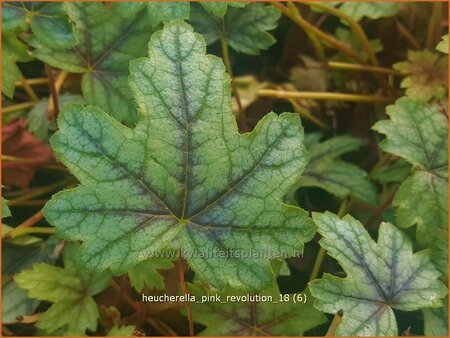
[29,3,153,125]
[188,283,327,335]
[310,211,447,336]
[297,134,377,204]
[14,243,111,335]
[191,3,280,55]
[373,98,448,243]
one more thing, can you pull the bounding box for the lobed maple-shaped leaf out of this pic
[187,283,326,335]
[43,21,315,291]
[14,244,111,335]
[373,98,448,242]
[309,212,447,336]
[394,50,448,102]
[190,3,280,55]
[297,134,377,204]
[2,2,77,50]
[28,3,153,125]
[128,258,174,291]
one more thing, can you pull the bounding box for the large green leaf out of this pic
[298,134,377,204]
[190,3,280,55]
[28,3,153,125]
[373,98,448,241]
[14,244,111,335]
[43,21,314,291]
[188,283,327,335]
[310,212,447,336]
[394,50,448,102]
[2,2,77,49]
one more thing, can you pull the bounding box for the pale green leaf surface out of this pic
[128,258,174,291]
[2,2,77,49]
[393,51,448,102]
[373,98,448,240]
[338,2,398,22]
[14,244,111,335]
[373,98,447,175]
[27,93,84,141]
[200,2,247,17]
[29,3,153,125]
[423,297,448,336]
[393,171,447,241]
[43,21,314,291]
[191,3,280,55]
[436,34,449,54]
[147,2,190,27]
[299,135,377,204]
[188,283,327,335]
[310,212,447,336]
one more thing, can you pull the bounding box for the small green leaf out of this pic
[27,93,84,141]
[191,3,280,55]
[128,258,174,291]
[298,134,377,204]
[338,2,398,22]
[394,50,448,102]
[147,2,190,27]
[29,3,153,125]
[310,211,447,336]
[200,2,247,17]
[43,21,314,291]
[2,238,59,323]
[2,34,32,98]
[334,27,383,61]
[393,171,447,242]
[188,283,327,335]
[372,159,411,184]
[423,297,448,336]
[373,98,447,174]
[107,325,135,336]
[14,244,111,335]
[436,34,449,54]
[2,197,11,218]
[373,98,448,242]
[2,2,77,49]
